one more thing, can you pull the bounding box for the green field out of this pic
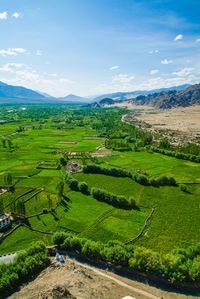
[0,105,199,256]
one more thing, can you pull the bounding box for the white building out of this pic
[0,214,11,231]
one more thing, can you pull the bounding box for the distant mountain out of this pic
[88,98,115,108]
[57,94,88,103]
[128,83,200,109]
[92,84,191,102]
[0,81,46,100]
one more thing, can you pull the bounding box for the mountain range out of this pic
[128,83,200,109]
[0,80,199,109]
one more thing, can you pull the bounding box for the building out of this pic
[0,214,11,231]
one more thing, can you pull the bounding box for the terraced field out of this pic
[0,106,199,256]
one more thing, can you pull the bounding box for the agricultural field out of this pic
[0,105,199,255]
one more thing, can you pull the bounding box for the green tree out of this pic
[2,139,6,148]
[0,198,4,214]
[56,181,64,201]
[7,140,12,148]
[47,194,52,210]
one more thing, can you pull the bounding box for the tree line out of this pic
[83,164,177,187]
[53,231,200,285]
[0,242,49,294]
[149,146,200,163]
[91,187,136,209]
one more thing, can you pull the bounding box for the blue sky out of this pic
[0,0,199,97]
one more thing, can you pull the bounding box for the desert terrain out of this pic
[8,257,199,299]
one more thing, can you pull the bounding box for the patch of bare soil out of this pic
[96,143,106,150]
[91,151,113,157]
[0,188,8,195]
[134,105,200,136]
[57,141,78,144]
[8,259,197,299]
[65,161,82,173]
[83,137,106,140]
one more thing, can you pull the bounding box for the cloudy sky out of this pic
[0,0,200,97]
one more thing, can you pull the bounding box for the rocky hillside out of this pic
[129,83,200,109]
[88,98,115,108]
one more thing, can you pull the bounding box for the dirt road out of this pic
[8,257,199,299]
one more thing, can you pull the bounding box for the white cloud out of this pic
[150,69,159,75]
[112,74,134,83]
[0,62,75,97]
[0,12,7,20]
[12,12,20,19]
[50,73,57,77]
[161,59,173,65]
[173,67,194,77]
[109,65,119,71]
[59,78,74,84]
[174,34,183,41]
[149,50,159,54]
[12,48,26,53]
[0,48,27,57]
[0,63,24,73]
[36,50,42,56]
[196,38,200,43]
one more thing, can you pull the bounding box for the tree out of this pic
[56,181,64,201]
[7,173,12,186]
[68,179,79,191]
[7,140,12,148]
[4,173,12,186]
[47,194,52,210]
[2,139,6,148]
[16,200,25,215]
[60,157,66,166]
[78,182,89,195]
[0,198,4,214]
[159,138,171,149]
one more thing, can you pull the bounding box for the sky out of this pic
[0,0,199,97]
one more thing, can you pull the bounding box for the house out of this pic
[0,214,11,231]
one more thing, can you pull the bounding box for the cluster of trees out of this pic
[0,242,49,294]
[1,139,13,148]
[105,139,131,151]
[150,146,200,163]
[91,187,136,209]
[4,173,13,186]
[83,164,177,187]
[53,232,200,284]
[178,143,200,156]
[65,173,89,195]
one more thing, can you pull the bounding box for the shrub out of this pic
[68,179,79,191]
[0,242,49,294]
[53,231,69,246]
[91,187,136,209]
[78,182,90,195]
[179,184,189,193]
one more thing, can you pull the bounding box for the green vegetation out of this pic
[0,242,49,295]
[0,104,199,261]
[53,232,200,284]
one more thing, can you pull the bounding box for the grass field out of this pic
[0,106,199,256]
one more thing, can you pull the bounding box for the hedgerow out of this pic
[53,231,200,284]
[0,242,49,294]
[83,164,176,187]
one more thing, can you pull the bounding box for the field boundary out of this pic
[125,205,154,244]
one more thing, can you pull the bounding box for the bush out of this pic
[53,231,69,246]
[68,179,79,191]
[91,187,136,209]
[78,182,90,195]
[0,242,49,294]
[52,232,200,284]
[179,184,189,193]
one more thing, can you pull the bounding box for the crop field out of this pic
[0,105,199,256]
